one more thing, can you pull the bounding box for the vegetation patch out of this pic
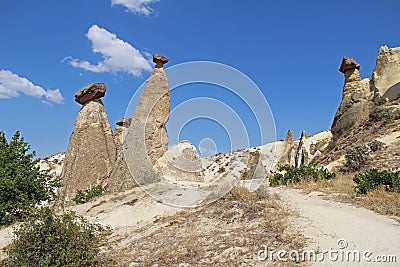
[344,140,385,171]
[269,165,336,186]
[0,131,60,226]
[354,169,400,194]
[72,185,106,204]
[1,207,111,267]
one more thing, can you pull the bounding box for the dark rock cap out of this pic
[116,117,132,127]
[153,54,169,68]
[75,83,106,105]
[339,57,360,73]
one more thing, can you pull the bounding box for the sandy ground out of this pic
[270,187,400,266]
[1,186,399,266]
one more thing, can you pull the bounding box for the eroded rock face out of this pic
[133,55,170,164]
[108,54,170,191]
[107,119,136,193]
[61,84,116,201]
[295,131,308,168]
[155,140,204,182]
[371,46,400,101]
[113,118,130,155]
[279,129,296,166]
[331,57,373,139]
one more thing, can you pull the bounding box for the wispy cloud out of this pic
[111,0,159,16]
[65,25,152,77]
[0,70,64,104]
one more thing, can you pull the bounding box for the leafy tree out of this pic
[1,207,111,267]
[0,131,60,225]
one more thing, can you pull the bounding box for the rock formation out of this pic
[60,83,116,201]
[295,131,308,168]
[75,83,106,104]
[280,129,296,166]
[155,140,204,182]
[108,54,170,191]
[371,46,400,102]
[133,54,170,164]
[331,57,373,139]
[113,118,131,155]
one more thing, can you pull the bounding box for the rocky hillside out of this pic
[320,46,400,172]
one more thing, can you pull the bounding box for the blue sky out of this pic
[0,0,399,158]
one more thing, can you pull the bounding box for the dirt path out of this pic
[270,187,400,266]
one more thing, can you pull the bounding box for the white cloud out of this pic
[66,25,152,77]
[111,0,159,16]
[0,70,64,104]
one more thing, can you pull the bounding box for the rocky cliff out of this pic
[322,45,400,171]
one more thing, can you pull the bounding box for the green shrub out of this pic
[368,140,385,152]
[269,165,336,186]
[0,131,60,225]
[72,185,106,204]
[1,207,111,267]
[353,169,400,194]
[370,107,400,122]
[344,145,370,171]
[240,166,256,180]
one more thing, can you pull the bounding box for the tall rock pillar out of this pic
[61,83,116,201]
[331,57,372,139]
[107,54,170,191]
[134,54,170,164]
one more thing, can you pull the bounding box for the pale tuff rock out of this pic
[295,131,307,168]
[61,83,116,201]
[107,119,134,193]
[371,46,400,101]
[116,118,132,127]
[108,54,170,191]
[201,131,332,181]
[113,118,130,155]
[280,129,296,166]
[107,152,137,192]
[133,55,170,165]
[331,57,373,139]
[155,140,204,182]
[38,152,65,177]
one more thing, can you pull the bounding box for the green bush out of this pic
[353,169,400,194]
[344,145,370,171]
[1,207,111,267]
[270,165,336,186]
[0,131,60,225]
[72,185,106,204]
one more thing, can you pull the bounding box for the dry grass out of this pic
[99,186,306,266]
[288,173,400,220]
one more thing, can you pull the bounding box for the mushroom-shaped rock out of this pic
[61,83,116,203]
[116,118,132,127]
[153,54,169,68]
[339,57,361,83]
[339,57,360,73]
[75,83,106,105]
